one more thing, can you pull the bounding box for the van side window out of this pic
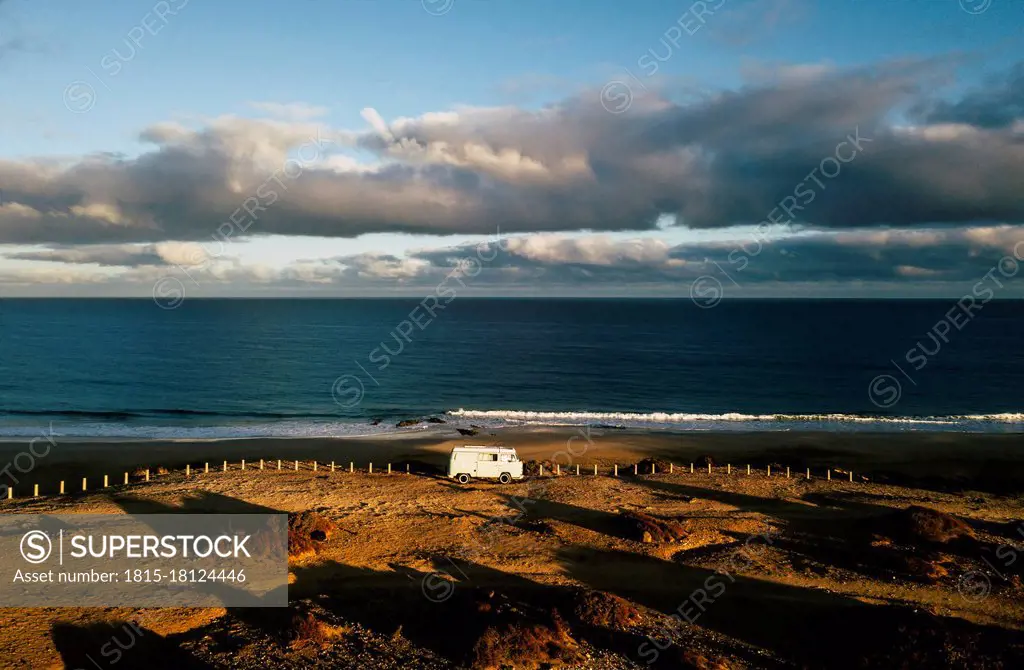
[479,453,498,461]
[499,454,512,462]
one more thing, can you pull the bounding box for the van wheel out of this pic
[457,473,471,484]
[498,473,512,484]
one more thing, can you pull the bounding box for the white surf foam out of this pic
[447,409,1024,426]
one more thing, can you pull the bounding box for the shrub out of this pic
[624,511,688,543]
[633,458,673,474]
[290,611,342,649]
[573,590,642,630]
[288,510,336,558]
[902,555,952,583]
[522,460,554,477]
[680,649,734,669]
[904,506,975,543]
[471,612,582,670]
[877,506,975,545]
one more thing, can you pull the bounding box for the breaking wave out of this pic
[447,409,1024,431]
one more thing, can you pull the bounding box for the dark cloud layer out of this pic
[327,225,1024,289]
[913,62,1024,129]
[4,225,1022,296]
[1,58,1023,247]
[9,245,172,267]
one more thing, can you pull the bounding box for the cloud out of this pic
[8,241,213,267]
[0,265,112,286]
[329,224,1024,289]
[710,0,812,48]
[739,60,837,85]
[670,225,1024,285]
[1,58,1023,248]
[336,253,433,280]
[0,36,27,61]
[0,0,30,62]
[912,62,1024,129]
[495,72,575,102]
[5,224,1023,296]
[247,102,329,121]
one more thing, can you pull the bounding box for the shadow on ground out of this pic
[69,481,1024,668]
[52,620,214,670]
[558,543,1024,668]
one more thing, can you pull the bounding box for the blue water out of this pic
[0,298,1022,437]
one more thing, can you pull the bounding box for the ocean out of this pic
[0,298,1021,438]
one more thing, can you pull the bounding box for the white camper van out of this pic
[448,446,524,484]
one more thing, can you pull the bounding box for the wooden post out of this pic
[82,478,87,492]
[406,463,410,474]
[33,484,38,497]
[727,464,731,475]
[295,460,299,471]
[613,464,618,476]
[349,462,354,473]
[827,469,832,481]
[540,464,544,476]
[387,463,391,474]
[806,468,811,479]
[369,463,373,474]
[652,463,656,475]
[103,475,109,488]
[708,462,712,474]
[556,464,561,475]
[6,487,10,500]
[260,459,264,470]
[786,466,790,478]
[241,459,245,471]
[850,471,853,482]
[690,463,694,474]
[767,465,771,477]
[124,472,129,485]
[278,459,282,470]
[60,480,65,494]
[331,461,335,472]
[747,464,751,475]
[576,464,580,476]
[593,464,598,475]
[313,461,317,472]
[223,461,227,472]
[186,464,190,477]
[145,469,150,482]
[205,462,209,474]
[669,463,673,474]
[633,463,638,475]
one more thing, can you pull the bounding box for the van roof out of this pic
[453,445,515,451]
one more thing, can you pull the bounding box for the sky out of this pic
[0,0,1023,298]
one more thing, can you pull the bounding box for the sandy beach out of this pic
[3,427,1024,498]
[1,428,1023,668]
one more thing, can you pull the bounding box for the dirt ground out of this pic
[2,439,1024,669]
